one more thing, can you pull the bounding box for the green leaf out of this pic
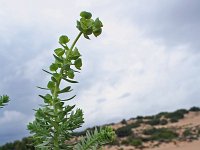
[62,77,78,83]
[94,18,103,28]
[80,11,92,19]
[70,47,81,60]
[54,48,65,57]
[84,34,90,40]
[0,95,10,108]
[76,20,83,32]
[53,54,63,63]
[63,64,70,71]
[75,58,82,70]
[59,35,70,44]
[47,81,55,89]
[53,73,61,80]
[39,94,52,104]
[37,86,49,90]
[67,70,74,79]
[61,95,76,101]
[51,76,57,82]
[58,86,72,94]
[42,69,53,75]
[93,28,102,37]
[49,63,59,71]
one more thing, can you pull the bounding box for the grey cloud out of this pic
[126,0,200,50]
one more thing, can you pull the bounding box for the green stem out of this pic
[70,32,82,51]
[52,31,83,150]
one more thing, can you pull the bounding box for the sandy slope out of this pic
[104,111,200,150]
[150,140,200,150]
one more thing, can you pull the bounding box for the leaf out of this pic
[84,34,90,40]
[0,95,10,108]
[42,69,53,75]
[49,63,59,71]
[51,76,57,82]
[62,77,78,83]
[54,48,65,57]
[76,20,83,32]
[69,47,81,60]
[94,18,103,28]
[58,86,72,94]
[93,28,102,37]
[37,86,49,90]
[80,11,92,19]
[63,64,70,71]
[53,54,63,63]
[67,70,74,79]
[65,105,76,113]
[59,35,70,44]
[75,58,82,70]
[61,95,76,101]
[53,73,61,80]
[47,81,55,89]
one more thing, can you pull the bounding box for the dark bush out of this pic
[130,139,143,147]
[165,109,187,122]
[183,129,193,137]
[159,119,168,125]
[144,115,154,120]
[146,118,160,126]
[170,118,179,123]
[155,112,169,119]
[189,107,200,112]
[127,122,140,128]
[115,126,132,137]
[121,140,129,145]
[143,128,178,141]
[121,119,127,124]
[136,116,143,119]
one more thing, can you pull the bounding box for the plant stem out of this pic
[70,32,82,51]
[52,31,83,150]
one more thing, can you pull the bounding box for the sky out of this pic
[0,0,200,145]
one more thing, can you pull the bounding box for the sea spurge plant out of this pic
[0,95,10,108]
[27,11,115,150]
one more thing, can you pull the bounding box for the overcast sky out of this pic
[0,0,200,145]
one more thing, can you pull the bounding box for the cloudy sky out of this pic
[0,0,200,145]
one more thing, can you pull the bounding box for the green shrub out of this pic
[127,122,140,128]
[121,140,129,145]
[189,107,200,112]
[115,126,132,137]
[130,139,143,147]
[165,109,187,122]
[146,118,160,125]
[121,119,127,124]
[155,112,169,119]
[183,129,193,137]
[159,119,168,125]
[170,118,179,123]
[143,128,178,141]
[136,116,143,119]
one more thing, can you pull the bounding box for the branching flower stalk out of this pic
[28,11,115,150]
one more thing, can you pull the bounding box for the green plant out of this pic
[189,106,200,112]
[0,95,10,108]
[129,139,142,147]
[183,129,193,137]
[27,11,115,150]
[143,128,178,141]
[159,119,168,125]
[115,126,132,137]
